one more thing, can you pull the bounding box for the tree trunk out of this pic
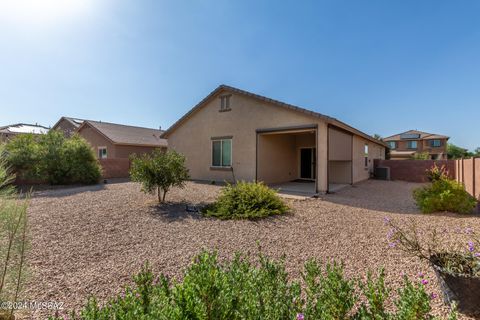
[162,190,167,202]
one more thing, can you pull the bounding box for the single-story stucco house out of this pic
[162,85,386,194]
[75,120,168,159]
[0,123,49,142]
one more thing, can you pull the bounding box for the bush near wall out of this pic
[6,131,101,185]
[413,178,477,214]
[203,181,289,219]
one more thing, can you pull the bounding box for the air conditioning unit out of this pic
[375,166,390,180]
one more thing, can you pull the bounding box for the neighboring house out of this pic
[383,130,449,160]
[52,117,85,137]
[0,123,49,142]
[162,85,386,194]
[76,120,167,159]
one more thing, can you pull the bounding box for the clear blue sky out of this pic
[1,0,479,150]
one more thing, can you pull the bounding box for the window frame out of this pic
[431,139,441,148]
[407,141,418,149]
[364,143,369,168]
[387,141,396,149]
[219,94,232,112]
[211,138,232,168]
[98,146,108,159]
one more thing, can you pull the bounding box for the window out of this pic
[431,139,441,147]
[219,95,231,111]
[212,138,232,167]
[364,144,369,168]
[98,147,107,159]
[407,141,417,149]
[387,141,396,149]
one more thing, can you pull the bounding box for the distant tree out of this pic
[130,150,189,203]
[5,131,101,184]
[474,147,480,157]
[372,134,383,141]
[447,143,473,159]
[411,152,430,160]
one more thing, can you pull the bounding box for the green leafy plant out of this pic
[303,260,356,319]
[0,144,15,197]
[413,177,476,214]
[202,181,289,219]
[0,148,29,320]
[5,131,101,185]
[426,164,449,182]
[48,250,457,320]
[130,150,189,203]
[411,152,430,160]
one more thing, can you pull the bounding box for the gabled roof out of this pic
[161,85,386,147]
[0,123,49,135]
[383,130,450,141]
[52,116,86,130]
[77,120,168,147]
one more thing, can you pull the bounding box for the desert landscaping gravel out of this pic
[23,180,480,319]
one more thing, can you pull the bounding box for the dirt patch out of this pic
[23,180,479,319]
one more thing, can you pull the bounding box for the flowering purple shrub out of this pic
[385,218,480,277]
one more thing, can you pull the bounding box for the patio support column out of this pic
[317,122,328,193]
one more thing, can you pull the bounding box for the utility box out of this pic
[375,166,390,180]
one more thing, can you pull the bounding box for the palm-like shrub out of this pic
[203,181,289,219]
[130,150,189,203]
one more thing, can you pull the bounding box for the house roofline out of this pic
[161,84,386,148]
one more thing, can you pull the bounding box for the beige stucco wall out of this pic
[166,89,385,193]
[329,161,352,184]
[78,125,162,159]
[352,135,385,183]
[328,128,352,161]
[166,91,329,192]
[54,119,77,137]
[257,134,297,183]
[77,125,116,158]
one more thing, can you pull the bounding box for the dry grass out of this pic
[21,180,480,319]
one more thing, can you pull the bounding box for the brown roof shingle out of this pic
[383,130,449,141]
[80,120,168,147]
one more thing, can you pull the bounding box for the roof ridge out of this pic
[85,120,164,132]
[162,84,385,147]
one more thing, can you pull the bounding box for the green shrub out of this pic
[0,148,29,319]
[203,181,289,219]
[426,164,449,182]
[5,131,101,185]
[413,178,477,214]
[4,134,41,180]
[303,260,356,319]
[48,250,457,320]
[0,144,15,196]
[411,152,430,160]
[130,150,189,203]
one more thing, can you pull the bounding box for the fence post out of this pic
[461,157,465,184]
[473,157,476,199]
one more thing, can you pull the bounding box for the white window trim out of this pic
[98,146,108,159]
[407,141,418,149]
[211,138,232,168]
[364,143,369,168]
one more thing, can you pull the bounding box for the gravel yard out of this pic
[24,180,479,319]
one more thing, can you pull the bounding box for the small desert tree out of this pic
[130,150,189,203]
